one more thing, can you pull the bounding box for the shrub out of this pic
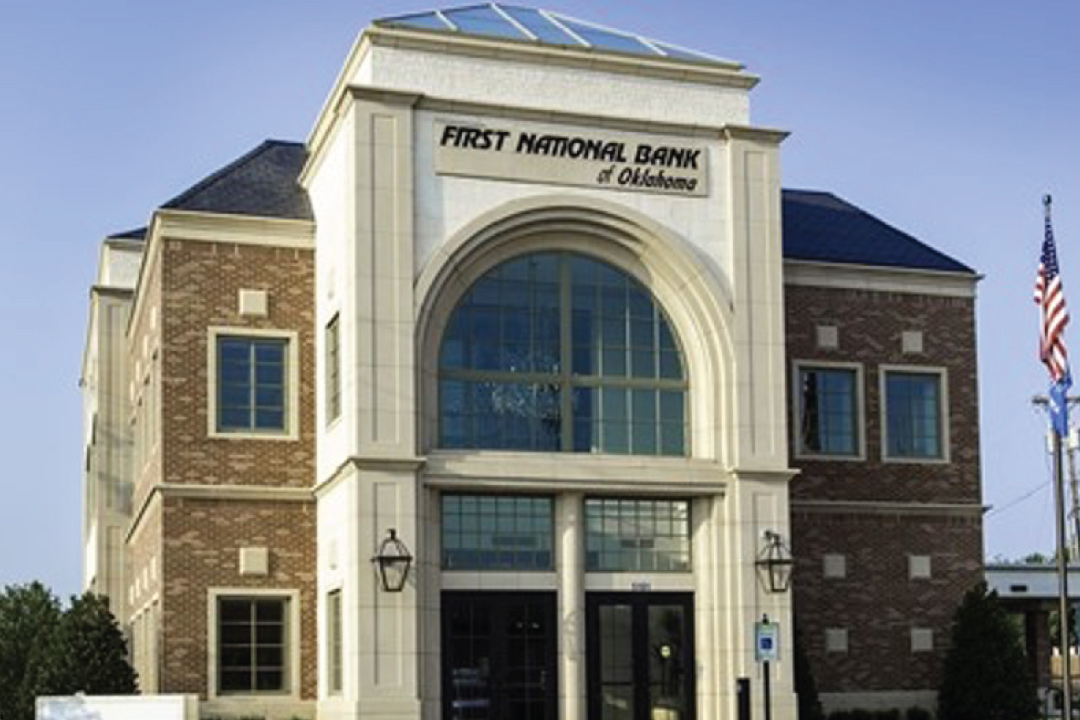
[937,582,1037,720]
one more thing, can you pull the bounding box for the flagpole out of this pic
[1046,193,1075,719]
[1056,426,1074,719]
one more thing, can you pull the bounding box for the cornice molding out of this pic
[784,260,981,298]
[314,456,428,500]
[791,499,985,518]
[155,209,315,249]
[126,483,314,542]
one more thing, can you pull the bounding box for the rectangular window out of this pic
[326,315,341,424]
[217,596,288,694]
[442,494,554,570]
[217,336,287,433]
[327,590,343,695]
[796,364,859,457]
[884,369,945,460]
[584,498,691,572]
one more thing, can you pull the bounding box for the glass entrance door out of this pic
[442,592,557,720]
[586,593,695,720]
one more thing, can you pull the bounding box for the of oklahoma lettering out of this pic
[435,121,707,197]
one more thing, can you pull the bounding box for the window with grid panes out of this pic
[884,370,945,459]
[442,494,554,570]
[217,337,287,433]
[796,365,859,457]
[584,498,691,572]
[439,252,687,454]
[217,596,288,694]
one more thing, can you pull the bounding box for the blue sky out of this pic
[1,0,1077,597]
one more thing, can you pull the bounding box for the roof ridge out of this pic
[161,140,284,210]
[106,226,147,241]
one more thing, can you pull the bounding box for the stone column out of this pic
[558,492,585,720]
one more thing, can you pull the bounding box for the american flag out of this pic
[1035,202,1070,382]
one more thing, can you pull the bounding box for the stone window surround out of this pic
[206,587,302,702]
[879,364,950,464]
[790,359,866,462]
[206,326,301,441]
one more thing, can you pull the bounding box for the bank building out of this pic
[80,5,984,720]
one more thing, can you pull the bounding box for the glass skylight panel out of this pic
[382,12,450,31]
[443,6,527,40]
[652,42,713,63]
[555,17,655,56]
[500,6,581,45]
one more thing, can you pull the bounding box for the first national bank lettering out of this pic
[435,121,707,197]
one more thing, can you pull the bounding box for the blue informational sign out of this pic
[755,620,780,662]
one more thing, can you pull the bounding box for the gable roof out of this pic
[782,189,974,274]
[374,4,739,68]
[161,140,312,221]
[151,140,974,275]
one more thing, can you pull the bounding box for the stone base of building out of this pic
[199,697,315,720]
[820,690,936,716]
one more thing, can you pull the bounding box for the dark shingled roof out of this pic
[107,227,147,241]
[782,189,974,274]
[161,140,313,221]
[154,141,974,275]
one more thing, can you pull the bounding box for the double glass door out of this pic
[586,593,695,720]
[442,592,557,720]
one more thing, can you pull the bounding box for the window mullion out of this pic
[560,254,572,451]
[248,343,258,431]
[249,601,258,692]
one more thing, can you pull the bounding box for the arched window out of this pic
[439,252,687,455]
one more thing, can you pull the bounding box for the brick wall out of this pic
[161,238,315,489]
[161,497,317,698]
[784,282,984,696]
[784,285,981,504]
[129,235,318,700]
[791,509,983,692]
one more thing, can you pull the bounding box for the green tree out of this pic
[938,582,1038,720]
[0,585,137,720]
[0,582,62,720]
[41,592,138,695]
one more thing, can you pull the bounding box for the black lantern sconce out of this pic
[755,530,794,594]
[372,528,413,593]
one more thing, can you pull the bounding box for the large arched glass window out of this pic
[439,252,687,455]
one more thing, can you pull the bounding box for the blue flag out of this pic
[1050,371,1072,438]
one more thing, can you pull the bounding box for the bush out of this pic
[0,584,136,720]
[937,582,1037,720]
[906,708,933,720]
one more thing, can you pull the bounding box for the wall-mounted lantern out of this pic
[372,528,413,593]
[755,530,794,594]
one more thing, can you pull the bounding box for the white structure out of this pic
[304,8,796,720]
[81,233,142,606]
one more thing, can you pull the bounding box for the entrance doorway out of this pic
[441,591,557,720]
[586,592,695,720]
